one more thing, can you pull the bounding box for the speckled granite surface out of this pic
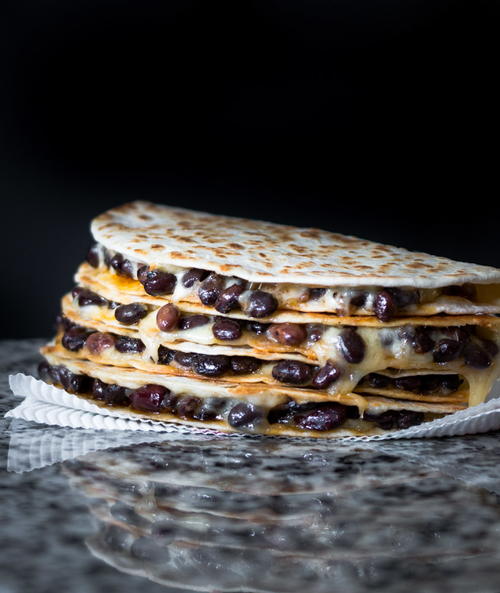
[2,339,500,593]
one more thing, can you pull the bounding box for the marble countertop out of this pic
[2,339,500,593]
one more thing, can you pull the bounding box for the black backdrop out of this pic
[2,0,499,338]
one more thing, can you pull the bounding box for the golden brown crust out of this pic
[75,264,500,327]
[91,201,500,287]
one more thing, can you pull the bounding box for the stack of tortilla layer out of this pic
[39,201,500,437]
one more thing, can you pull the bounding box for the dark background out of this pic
[1,0,499,338]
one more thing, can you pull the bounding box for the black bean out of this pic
[141,270,177,296]
[214,284,245,314]
[442,326,472,345]
[130,384,169,413]
[212,318,242,341]
[182,268,210,288]
[58,367,90,394]
[374,290,397,322]
[311,362,342,389]
[115,303,148,325]
[267,401,298,424]
[308,325,323,343]
[247,321,269,334]
[86,244,100,268]
[396,411,424,429]
[114,336,145,353]
[91,379,130,406]
[176,396,202,419]
[62,327,91,352]
[227,402,265,429]
[109,252,124,274]
[394,376,422,393]
[267,323,307,346]
[198,273,223,305]
[364,410,398,430]
[366,373,391,389]
[432,339,462,363]
[245,290,278,318]
[158,345,174,365]
[412,327,435,354]
[159,391,179,413]
[72,287,108,307]
[350,292,367,308]
[463,342,492,369]
[389,288,420,308]
[121,259,135,278]
[294,403,347,431]
[230,357,261,375]
[48,365,63,384]
[109,253,134,277]
[192,354,230,377]
[272,360,312,384]
[193,398,226,421]
[308,288,327,301]
[156,304,180,331]
[173,351,197,367]
[338,328,366,363]
[85,332,115,354]
[91,379,107,400]
[178,315,210,330]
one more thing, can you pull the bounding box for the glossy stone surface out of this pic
[2,339,500,593]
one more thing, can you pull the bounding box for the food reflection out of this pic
[61,438,500,592]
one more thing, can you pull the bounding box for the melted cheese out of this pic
[60,293,500,408]
[76,261,500,318]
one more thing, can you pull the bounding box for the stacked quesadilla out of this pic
[39,201,500,437]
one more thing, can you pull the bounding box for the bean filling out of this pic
[56,317,480,395]
[38,361,427,433]
[87,243,480,321]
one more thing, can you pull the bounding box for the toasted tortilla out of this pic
[41,351,465,440]
[73,270,500,325]
[57,293,500,407]
[44,341,469,406]
[92,201,500,289]
[62,292,500,362]
[76,262,500,319]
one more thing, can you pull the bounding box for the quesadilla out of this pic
[38,201,500,437]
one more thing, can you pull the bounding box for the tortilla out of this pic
[92,201,500,289]
[36,201,500,439]
[41,351,465,438]
[73,270,500,324]
[56,293,500,407]
[45,340,469,405]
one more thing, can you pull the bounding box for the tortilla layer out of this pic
[40,352,463,438]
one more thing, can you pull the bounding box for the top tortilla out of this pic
[91,201,500,288]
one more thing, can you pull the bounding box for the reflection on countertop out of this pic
[2,339,500,593]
